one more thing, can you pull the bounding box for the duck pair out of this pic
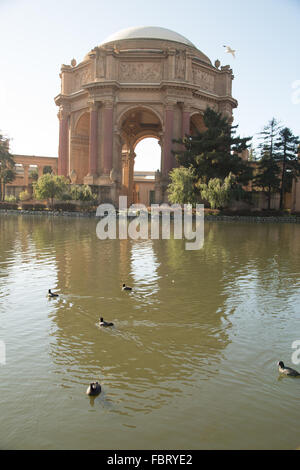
[48,283,132,298]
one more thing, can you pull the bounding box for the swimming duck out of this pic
[86,382,101,396]
[122,283,132,291]
[48,289,59,298]
[277,361,300,377]
[99,317,114,327]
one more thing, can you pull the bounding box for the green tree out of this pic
[258,117,281,160]
[33,174,68,209]
[0,133,15,201]
[174,107,253,186]
[252,118,282,210]
[70,184,96,202]
[167,167,197,205]
[253,156,281,210]
[198,172,236,209]
[275,127,300,209]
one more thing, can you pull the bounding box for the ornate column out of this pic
[186,52,193,83]
[128,149,136,207]
[88,102,99,177]
[162,102,175,177]
[58,106,69,177]
[102,101,114,175]
[154,170,162,204]
[166,48,176,80]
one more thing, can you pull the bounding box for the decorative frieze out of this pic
[72,66,93,92]
[119,61,162,82]
[192,66,215,91]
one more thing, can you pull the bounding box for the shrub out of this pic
[167,167,197,205]
[19,190,31,201]
[33,174,68,208]
[199,173,236,209]
[70,184,97,202]
[61,192,73,201]
[5,195,17,203]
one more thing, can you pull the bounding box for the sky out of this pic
[0,0,299,171]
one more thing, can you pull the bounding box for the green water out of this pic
[0,214,300,450]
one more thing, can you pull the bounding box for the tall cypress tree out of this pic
[174,107,253,186]
[253,118,282,209]
[253,156,281,209]
[275,127,300,209]
[258,118,281,161]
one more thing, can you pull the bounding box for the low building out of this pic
[5,155,57,198]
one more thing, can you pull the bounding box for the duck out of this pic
[86,382,101,396]
[47,289,59,298]
[277,361,300,377]
[122,283,132,291]
[99,317,114,327]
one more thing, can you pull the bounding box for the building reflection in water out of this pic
[44,219,233,414]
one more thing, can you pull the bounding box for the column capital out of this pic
[179,101,192,113]
[166,47,177,56]
[102,99,114,109]
[57,105,70,120]
[87,100,99,112]
[164,99,177,111]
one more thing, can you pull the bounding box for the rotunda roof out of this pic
[101,26,196,48]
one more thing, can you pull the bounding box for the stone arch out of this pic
[133,132,160,150]
[118,106,163,205]
[73,109,90,133]
[117,104,163,132]
[71,111,90,183]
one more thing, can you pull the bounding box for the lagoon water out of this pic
[1,214,300,449]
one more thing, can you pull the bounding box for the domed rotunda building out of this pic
[55,26,237,205]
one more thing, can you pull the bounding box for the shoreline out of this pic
[1,208,300,223]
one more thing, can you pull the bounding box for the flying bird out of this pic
[223,45,236,58]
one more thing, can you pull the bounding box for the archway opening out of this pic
[71,112,90,183]
[133,137,160,206]
[134,138,161,172]
[120,107,162,206]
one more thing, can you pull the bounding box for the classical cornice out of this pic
[82,80,120,91]
[55,81,238,110]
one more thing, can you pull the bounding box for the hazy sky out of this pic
[0,0,299,171]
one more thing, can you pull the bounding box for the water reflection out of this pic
[41,221,233,419]
[1,215,300,448]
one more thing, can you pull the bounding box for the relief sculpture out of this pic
[73,67,93,92]
[192,67,215,91]
[119,62,161,82]
[175,50,186,80]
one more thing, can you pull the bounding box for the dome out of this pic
[101,26,196,48]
